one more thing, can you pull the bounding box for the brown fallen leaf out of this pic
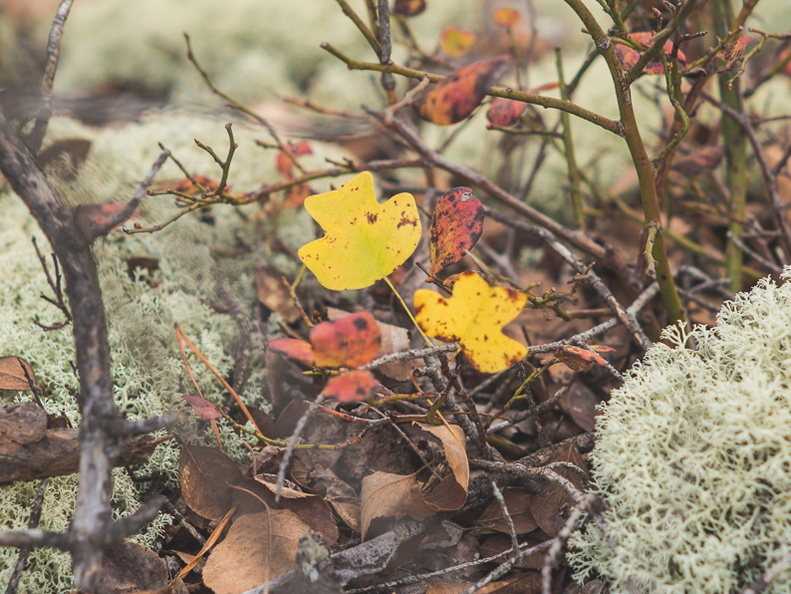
[360,471,433,539]
[530,442,587,537]
[202,508,310,593]
[0,356,36,391]
[95,541,176,594]
[476,487,537,534]
[180,445,242,521]
[256,266,302,324]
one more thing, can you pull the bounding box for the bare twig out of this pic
[23,0,74,153]
[5,480,49,594]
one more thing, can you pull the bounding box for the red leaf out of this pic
[310,311,382,368]
[173,175,220,195]
[323,370,380,403]
[267,338,316,366]
[486,97,528,127]
[614,32,686,76]
[429,187,484,275]
[181,395,223,421]
[275,141,312,178]
[556,345,610,372]
[415,57,510,125]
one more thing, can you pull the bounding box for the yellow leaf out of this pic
[414,271,527,373]
[298,172,421,290]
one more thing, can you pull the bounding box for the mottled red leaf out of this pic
[556,345,610,372]
[439,26,476,58]
[276,141,312,178]
[716,35,754,66]
[311,311,382,368]
[486,97,528,127]
[72,202,133,240]
[393,0,426,17]
[429,187,484,275]
[267,338,316,367]
[173,175,219,195]
[181,395,223,421]
[492,7,520,28]
[323,369,380,403]
[415,57,510,125]
[614,32,686,76]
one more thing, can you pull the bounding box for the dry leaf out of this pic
[256,266,302,323]
[0,356,36,391]
[393,0,426,17]
[360,471,434,538]
[202,509,309,593]
[180,445,242,520]
[477,488,537,534]
[415,57,510,125]
[530,443,587,537]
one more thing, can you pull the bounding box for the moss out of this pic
[569,269,791,593]
[0,108,332,590]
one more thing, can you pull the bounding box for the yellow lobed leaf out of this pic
[414,271,527,373]
[298,172,421,290]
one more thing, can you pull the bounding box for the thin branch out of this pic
[23,0,74,153]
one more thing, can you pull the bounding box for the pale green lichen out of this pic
[0,108,331,591]
[569,268,791,593]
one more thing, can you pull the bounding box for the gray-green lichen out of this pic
[569,268,791,593]
[0,109,330,591]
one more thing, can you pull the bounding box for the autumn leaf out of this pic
[268,311,382,370]
[181,395,223,421]
[614,32,686,76]
[429,187,484,276]
[414,271,527,373]
[439,26,476,58]
[486,97,528,127]
[0,356,36,391]
[393,0,425,17]
[555,344,614,372]
[275,141,312,178]
[415,56,510,126]
[324,369,380,403]
[312,311,382,367]
[492,7,520,28]
[298,172,421,290]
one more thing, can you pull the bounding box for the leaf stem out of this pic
[383,276,434,347]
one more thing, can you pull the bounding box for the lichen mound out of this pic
[570,268,791,593]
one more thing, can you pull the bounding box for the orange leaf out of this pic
[556,344,610,372]
[275,141,312,178]
[267,338,315,366]
[439,26,476,58]
[310,311,382,368]
[429,187,484,276]
[492,7,521,28]
[173,174,219,195]
[323,369,380,403]
[415,57,510,126]
[298,172,421,290]
[414,271,527,373]
[393,0,426,17]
